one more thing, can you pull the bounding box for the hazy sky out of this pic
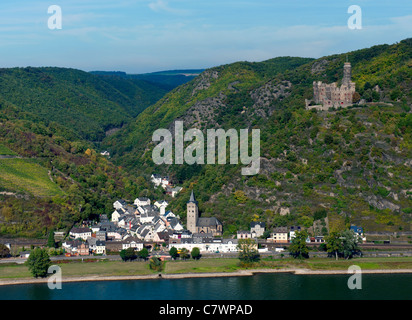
[0,0,411,73]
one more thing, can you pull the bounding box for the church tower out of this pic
[186,190,199,234]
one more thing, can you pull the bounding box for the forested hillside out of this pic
[0,39,411,238]
[0,69,169,237]
[0,67,168,141]
[104,39,412,235]
[0,100,167,237]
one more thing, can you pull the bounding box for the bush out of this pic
[149,257,163,272]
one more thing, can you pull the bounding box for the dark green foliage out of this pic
[169,247,179,260]
[138,248,149,261]
[26,248,51,278]
[288,230,309,259]
[120,247,137,261]
[191,247,201,260]
[0,243,10,258]
[325,230,362,260]
[47,230,56,248]
[0,67,168,141]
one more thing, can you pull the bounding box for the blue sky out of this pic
[0,0,411,73]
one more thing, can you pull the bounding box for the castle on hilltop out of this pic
[187,190,222,237]
[307,62,356,110]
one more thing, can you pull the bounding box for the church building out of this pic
[186,190,223,236]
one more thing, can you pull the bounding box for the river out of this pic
[0,273,411,300]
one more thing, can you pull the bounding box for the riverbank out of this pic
[1,256,412,286]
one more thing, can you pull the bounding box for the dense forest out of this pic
[0,67,168,141]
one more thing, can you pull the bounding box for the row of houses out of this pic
[236,224,304,243]
[65,193,199,255]
[170,236,241,253]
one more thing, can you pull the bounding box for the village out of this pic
[58,173,366,259]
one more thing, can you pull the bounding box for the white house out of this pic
[161,176,171,189]
[289,226,302,241]
[134,197,151,207]
[95,241,106,255]
[163,211,176,220]
[121,237,144,251]
[268,227,289,243]
[69,227,92,241]
[250,222,266,237]
[113,200,127,210]
[107,229,125,241]
[140,209,157,224]
[237,231,253,239]
[170,186,183,198]
[154,200,168,209]
[87,239,106,255]
[111,209,124,223]
[151,174,162,187]
[169,238,239,253]
[168,217,184,232]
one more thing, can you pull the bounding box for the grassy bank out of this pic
[1,256,412,282]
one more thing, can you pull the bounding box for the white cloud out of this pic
[148,0,190,15]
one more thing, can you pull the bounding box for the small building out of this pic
[268,227,288,243]
[113,199,127,210]
[19,251,31,258]
[151,174,162,187]
[78,243,90,256]
[69,227,92,241]
[350,225,366,243]
[289,226,302,241]
[237,231,252,239]
[121,237,144,251]
[250,222,265,237]
[134,197,151,207]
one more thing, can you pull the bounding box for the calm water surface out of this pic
[0,273,411,300]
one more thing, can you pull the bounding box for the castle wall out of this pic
[310,62,356,110]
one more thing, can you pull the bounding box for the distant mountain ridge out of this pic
[91,69,205,90]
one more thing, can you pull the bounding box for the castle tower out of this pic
[186,190,199,233]
[342,62,352,87]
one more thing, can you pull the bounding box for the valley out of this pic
[0,39,411,243]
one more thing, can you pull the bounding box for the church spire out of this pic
[188,190,197,204]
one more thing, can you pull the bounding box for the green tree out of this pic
[288,230,309,259]
[237,239,260,263]
[325,231,343,260]
[340,229,362,259]
[26,248,51,278]
[169,247,179,260]
[120,247,137,261]
[191,247,201,260]
[47,230,56,248]
[179,248,190,260]
[0,244,10,258]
